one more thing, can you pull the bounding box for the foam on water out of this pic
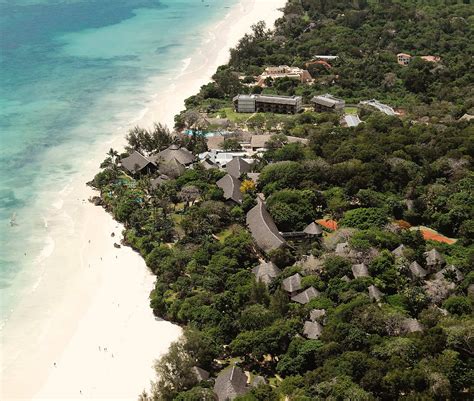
[0,0,237,322]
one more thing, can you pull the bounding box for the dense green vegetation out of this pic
[92,1,473,400]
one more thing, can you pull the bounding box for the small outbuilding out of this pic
[291,287,320,304]
[303,321,323,340]
[352,263,370,279]
[121,151,157,175]
[213,365,249,401]
[282,273,302,295]
[252,260,281,286]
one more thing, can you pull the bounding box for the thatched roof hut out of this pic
[424,248,445,268]
[409,261,428,279]
[121,151,157,175]
[282,273,302,294]
[252,261,281,285]
[352,263,370,279]
[291,287,320,304]
[303,321,323,339]
[216,174,242,204]
[192,366,210,382]
[309,309,326,323]
[391,244,406,258]
[213,365,248,401]
[303,222,323,236]
[368,285,384,302]
[246,199,286,253]
[226,157,251,178]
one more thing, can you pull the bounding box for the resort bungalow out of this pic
[282,273,302,296]
[158,157,186,179]
[213,365,249,401]
[150,174,170,190]
[150,144,195,166]
[311,94,345,113]
[424,248,445,271]
[226,157,251,178]
[246,198,286,253]
[192,366,210,382]
[352,263,370,279]
[216,174,243,204]
[303,321,323,340]
[120,151,157,176]
[233,94,303,114]
[409,261,428,279]
[291,287,320,304]
[252,260,281,286]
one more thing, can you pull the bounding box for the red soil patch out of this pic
[419,228,456,245]
[316,219,338,231]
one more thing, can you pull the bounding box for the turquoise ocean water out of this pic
[0,0,236,320]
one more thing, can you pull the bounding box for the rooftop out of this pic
[282,273,302,293]
[292,287,320,304]
[246,199,286,253]
[216,174,243,204]
[120,151,155,175]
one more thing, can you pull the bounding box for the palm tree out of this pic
[107,148,119,166]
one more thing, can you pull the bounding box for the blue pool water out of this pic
[0,0,236,319]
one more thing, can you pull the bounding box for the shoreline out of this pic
[0,0,286,399]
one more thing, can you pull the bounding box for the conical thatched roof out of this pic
[291,287,320,304]
[409,261,428,279]
[192,366,210,382]
[282,273,302,293]
[434,265,464,282]
[226,157,251,178]
[368,285,384,302]
[309,309,326,323]
[303,321,323,339]
[303,222,323,236]
[159,157,186,178]
[424,248,445,267]
[335,242,350,256]
[151,144,195,166]
[352,263,370,279]
[252,261,281,285]
[213,365,248,401]
[391,244,406,258]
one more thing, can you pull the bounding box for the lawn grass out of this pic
[344,107,359,115]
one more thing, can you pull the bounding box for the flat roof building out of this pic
[233,94,303,114]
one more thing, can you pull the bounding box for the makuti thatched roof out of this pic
[291,287,320,304]
[216,174,242,204]
[282,273,302,294]
[252,261,281,285]
[213,365,248,401]
[226,157,251,178]
[246,199,286,253]
[303,320,323,339]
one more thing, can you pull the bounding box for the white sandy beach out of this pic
[0,0,285,400]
